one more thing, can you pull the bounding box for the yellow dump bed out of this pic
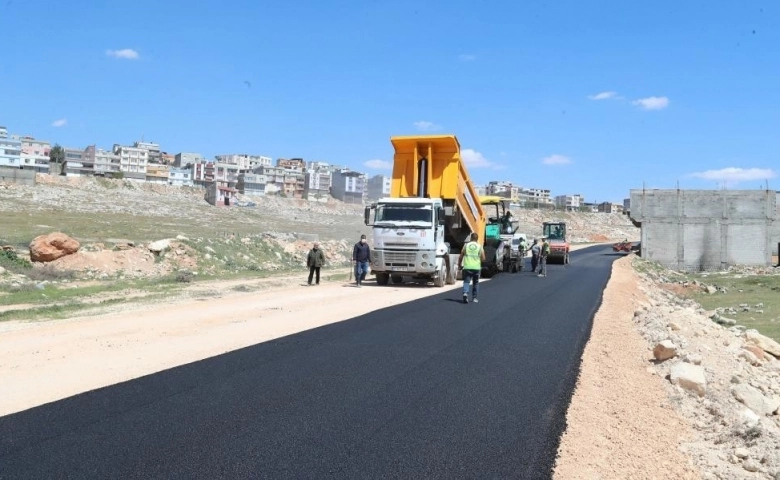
[389,135,486,245]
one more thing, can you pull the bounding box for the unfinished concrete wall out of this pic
[0,167,36,186]
[630,189,776,271]
[772,192,780,257]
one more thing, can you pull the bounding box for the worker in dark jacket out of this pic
[306,242,325,286]
[353,234,371,287]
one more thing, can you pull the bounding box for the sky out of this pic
[2,0,779,203]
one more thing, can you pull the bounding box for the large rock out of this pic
[148,239,171,253]
[731,384,780,416]
[670,362,706,397]
[29,232,80,262]
[653,340,678,361]
[745,330,780,358]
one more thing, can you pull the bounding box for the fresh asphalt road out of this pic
[0,245,622,479]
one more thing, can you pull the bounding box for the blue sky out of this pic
[2,0,778,203]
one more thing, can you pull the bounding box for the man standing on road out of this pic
[306,242,325,286]
[353,234,371,287]
[530,238,541,273]
[538,237,550,277]
[457,232,485,304]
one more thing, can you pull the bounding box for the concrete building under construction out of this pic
[629,189,779,271]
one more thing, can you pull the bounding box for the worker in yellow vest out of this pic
[457,232,486,304]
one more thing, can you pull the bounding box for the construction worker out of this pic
[530,238,540,273]
[306,242,326,285]
[538,237,550,277]
[500,211,513,234]
[352,234,371,287]
[457,232,486,304]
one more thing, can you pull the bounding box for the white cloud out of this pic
[364,159,392,170]
[106,48,140,60]
[461,148,498,169]
[632,96,669,110]
[413,120,442,132]
[459,54,476,62]
[588,91,619,101]
[51,118,67,127]
[541,154,572,165]
[688,167,777,184]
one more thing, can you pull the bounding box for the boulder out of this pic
[148,239,171,253]
[745,330,780,358]
[670,362,706,397]
[653,340,678,361]
[731,384,780,416]
[29,232,80,262]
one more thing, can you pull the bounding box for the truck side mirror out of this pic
[437,207,445,225]
[364,207,371,225]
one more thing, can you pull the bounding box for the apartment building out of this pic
[205,182,238,207]
[237,172,268,196]
[19,135,50,173]
[331,169,366,204]
[517,187,552,207]
[276,158,306,172]
[486,181,520,199]
[215,154,272,171]
[169,166,194,187]
[160,153,175,165]
[253,165,304,197]
[0,127,22,168]
[303,169,331,201]
[146,164,170,184]
[554,194,584,211]
[134,141,161,164]
[598,202,624,214]
[623,197,631,214]
[87,146,121,177]
[174,152,206,167]
[63,147,93,176]
[367,174,391,200]
[113,144,148,180]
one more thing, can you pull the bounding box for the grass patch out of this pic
[0,249,32,274]
[685,274,780,340]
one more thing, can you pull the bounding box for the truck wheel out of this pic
[434,264,445,287]
[376,273,390,285]
[482,245,498,278]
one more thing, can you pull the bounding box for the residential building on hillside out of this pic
[554,194,584,211]
[598,202,624,214]
[113,144,148,180]
[63,147,93,176]
[205,182,238,207]
[0,127,22,168]
[160,153,175,165]
[276,158,306,171]
[517,187,552,207]
[146,164,169,184]
[192,161,214,187]
[169,166,194,187]
[134,141,161,164]
[253,165,304,197]
[623,197,631,213]
[215,154,272,171]
[19,135,50,173]
[367,174,391,200]
[306,161,348,173]
[89,146,121,177]
[475,185,487,196]
[486,181,520,199]
[175,152,206,167]
[237,172,268,196]
[331,169,366,204]
[303,169,331,201]
[581,202,599,213]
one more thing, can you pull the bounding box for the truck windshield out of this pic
[375,204,432,224]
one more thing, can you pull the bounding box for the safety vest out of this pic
[542,242,551,256]
[462,241,483,270]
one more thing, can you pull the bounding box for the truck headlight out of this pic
[422,254,429,259]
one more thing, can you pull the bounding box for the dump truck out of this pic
[364,135,486,286]
[542,221,570,264]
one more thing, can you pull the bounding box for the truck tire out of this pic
[434,264,445,287]
[376,273,390,285]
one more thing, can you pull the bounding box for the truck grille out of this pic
[384,251,416,267]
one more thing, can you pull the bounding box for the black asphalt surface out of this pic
[0,245,621,480]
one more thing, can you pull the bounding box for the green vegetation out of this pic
[0,249,32,273]
[686,274,780,340]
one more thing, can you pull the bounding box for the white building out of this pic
[367,174,391,200]
[169,166,194,187]
[303,169,331,201]
[0,127,22,168]
[331,169,366,204]
[174,152,206,167]
[554,194,583,211]
[215,154,272,171]
[91,147,121,176]
[114,144,149,180]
